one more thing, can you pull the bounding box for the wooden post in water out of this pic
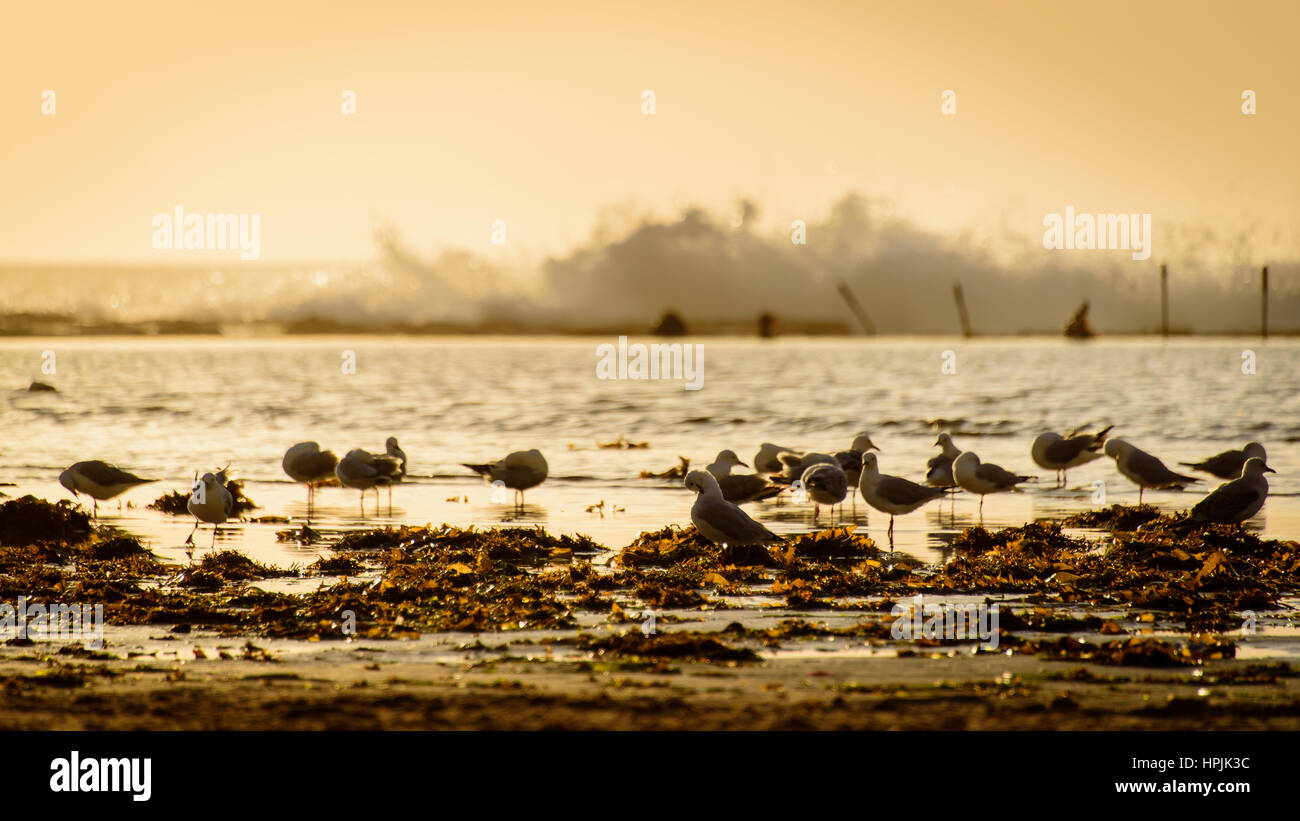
[1262,265,1269,339]
[952,283,973,337]
[835,280,876,335]
[1159,263,1169,337]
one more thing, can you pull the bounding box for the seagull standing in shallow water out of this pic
[1104,439,1199,505]
[281,442,338,512]
[186,471,234,551]
[1030,424,1113,488]
[953,451,1033,519]
[58,461,155,519]
[336,449,396,515]
[801,462,848,524]
[464,449,548,507]
[926,433,962,491]
[858,452,946,547]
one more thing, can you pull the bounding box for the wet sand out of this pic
[4,644,1299,730]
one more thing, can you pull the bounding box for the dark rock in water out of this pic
[1064,301,1095,339]
[758,312,776,338]
[652,311,687,336]
[27,381,57,392]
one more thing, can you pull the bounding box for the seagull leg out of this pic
[978,495,984,523]
[210,526,218,551]
[185,520,198,545]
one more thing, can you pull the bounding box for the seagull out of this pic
[1180,442,1267,480]
[835,449,864,509]
[778,451,836,482]
[282,442,338,511]
[58,461,155,518]
[186,471,234,550]
[1104,439,1199,504]
[705,450,784,504]
[464,449,548,506]
[801,462,848,524]
[926,433,962,490]
[850,433,880,453]
[685,470,784,547]
[376,436,407,511]
[1173,457,1273,528]
[858,452,946,545]
[753,443,801,475]
[953,451,1032,518]
[335,449,396,515]
[1030,424,1114,487]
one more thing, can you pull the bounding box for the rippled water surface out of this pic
[2,335,1297,566]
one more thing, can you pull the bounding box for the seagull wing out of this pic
[1192,479,1264,523]
[877,475,947,506]
[695,498,783,545]
[975,462,1026,488]
[80,461,150,486]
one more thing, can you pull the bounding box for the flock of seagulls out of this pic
[687,430,1276,549]
[51,429,1275,553]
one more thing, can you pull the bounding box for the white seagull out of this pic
[858,452,947,545]
[336,448,400,515]
[953,451,1033,518]
[282,442,338,511]
[186,471,234,550]
[801,462,848,524]
[464,449,548,506]
[685,470,784,547]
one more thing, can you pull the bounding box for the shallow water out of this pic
[2,335,1297,566]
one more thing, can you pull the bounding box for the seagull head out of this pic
[1103,439,1129,459]
[1243,457,1275,477]
[58,469,77,496]
[717,449,747,468]
[851,433,878,452]
[684,469,721,496]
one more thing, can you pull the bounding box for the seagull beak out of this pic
[1265,466,1277,473]
[737,460,750,468]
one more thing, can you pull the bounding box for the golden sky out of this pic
[1,0,1296,263]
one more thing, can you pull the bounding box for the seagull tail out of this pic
[462,463,492,476]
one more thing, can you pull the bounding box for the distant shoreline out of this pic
[1,313,1296,339]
